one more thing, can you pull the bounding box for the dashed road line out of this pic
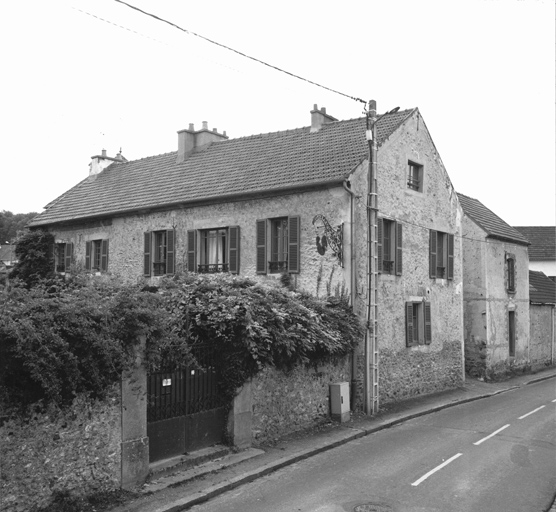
[473,424,510,446]
[518,405,546,419]
[411,453,463,487]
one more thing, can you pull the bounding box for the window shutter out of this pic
[288,215,300,274]
[85,241,91,270]
[64,243,73,272]
[187,230,197,272]
[166,229,175,275]
[424,301,432,344]
[429,230,437,278]
[228,225,240,274]
[377,218,383,273]
[256,219,267,274]
[143,232,151,276]
[447,233,454,280]
[405,302,414,347]
[396,222,403,276]
[100,240,109,272]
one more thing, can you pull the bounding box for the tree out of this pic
[10,230,55,287]
[0,210,38,244]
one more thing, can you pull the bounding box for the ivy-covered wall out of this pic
[0,388,121,512]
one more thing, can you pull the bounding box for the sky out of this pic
[1,0,554,227]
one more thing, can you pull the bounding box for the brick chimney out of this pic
[310,104,337,133]
[177,122,228,163]
[89,149,125,176]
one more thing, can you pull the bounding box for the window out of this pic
[144,230,175,277]
[407,161,423,192]
[187,227,239,274]
[85,239,109,272]
[405,301,432,347]
[55,242,73,273]
[378,218,402,275]
[256,216,300,274]
[429,230,454,279]
[506,253,516,292]
[508,310,516,356]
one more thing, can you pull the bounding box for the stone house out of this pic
[514,226,556,281]
[528,270,555,369]
[27,104,464,477]
[458,193,531,377]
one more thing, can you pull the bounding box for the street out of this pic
[190,379,556,512]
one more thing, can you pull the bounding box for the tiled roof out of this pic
[529,270,556,304]
[29,110,415,227]
[0,245,16,262]
[514,226,555,261]
[456,193,530,246]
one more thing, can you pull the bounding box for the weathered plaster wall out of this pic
[373,110,464,403]
[484,240,530,373]
[461,215,530,375]
[529,304,555,369]
[0,389,121,512]
[51,186,355,301]
[250,357,351,443]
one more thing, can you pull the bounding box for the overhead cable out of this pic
[113,0,367,105]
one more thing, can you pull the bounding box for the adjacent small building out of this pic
[514,226,556,281]
[458,193,531,377]
[528,270,556,369]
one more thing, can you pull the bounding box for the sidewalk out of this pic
[110,367,556,512]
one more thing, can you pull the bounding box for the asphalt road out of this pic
[190,378,556,512]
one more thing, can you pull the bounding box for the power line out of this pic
[112,0,367,105]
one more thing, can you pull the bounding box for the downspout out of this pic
[552,306,555,366]
[343,179,357,411]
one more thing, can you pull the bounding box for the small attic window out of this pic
[407,161,423,192]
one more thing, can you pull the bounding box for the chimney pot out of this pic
[310,105,337,133]
[313,104,318,110]
[202,121,208,130]
[189,123,194,131]
[101,149,107,157]
[223,130,227,136]
[213,128,217,133]
[321,107,326,114]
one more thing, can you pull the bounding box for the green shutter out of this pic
[256,220,267,274]
[288,215,300,274]
[405,302,414,347]
[64,243,73,272]
[377,218,383,274]
[187,230,197,272]
[396,222,403,276]
[100,240,109,272]
[85,241,91,270]
[447,234,454,280]
[143,232,151,276]
[429,230,437,279]
[228,226,240,274]
[424,301,432,344]
[166,230,175,275]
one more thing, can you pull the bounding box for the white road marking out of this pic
[518,405,546,419]
[473,424,510,446]
[411,453,463,487]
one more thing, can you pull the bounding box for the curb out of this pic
[128,372,556,512]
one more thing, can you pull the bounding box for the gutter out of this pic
[343,179,357,411]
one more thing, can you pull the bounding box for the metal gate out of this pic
[147,344,227,463]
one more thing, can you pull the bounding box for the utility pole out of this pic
[365,100,379,415]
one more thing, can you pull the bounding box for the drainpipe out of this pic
[343,180,357,411]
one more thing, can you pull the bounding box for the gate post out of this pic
[121,335,149,489]
[227,381,252,450]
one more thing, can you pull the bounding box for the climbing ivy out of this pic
[0,271,362,409]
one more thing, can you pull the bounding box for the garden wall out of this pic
[250,357,351,444]
[0,388,121,512]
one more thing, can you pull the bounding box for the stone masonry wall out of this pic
[250,357,351,444]
[0,388,121,512]
[371,110,465,404]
